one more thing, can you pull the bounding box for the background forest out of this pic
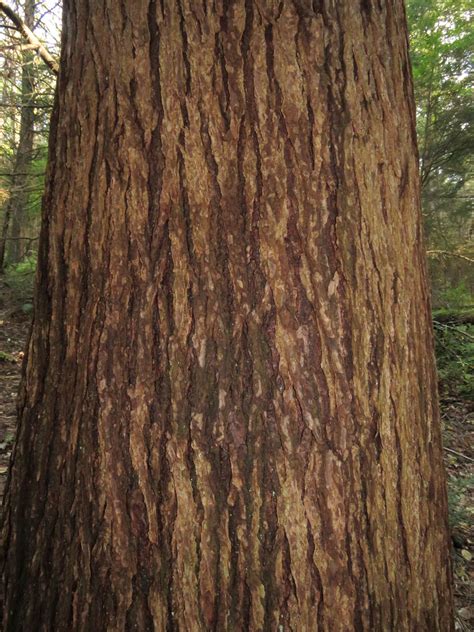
[0,0,472,627]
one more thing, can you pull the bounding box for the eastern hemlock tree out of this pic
[1,2,454,631]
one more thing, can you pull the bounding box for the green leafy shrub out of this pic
[436,282,474,311]
[3,254,37,303]
[433,317,474,399]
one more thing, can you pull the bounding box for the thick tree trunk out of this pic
[0,0,36,269]
[1,1,453,630]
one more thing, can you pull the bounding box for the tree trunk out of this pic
[1,2,453,630]
[9,0,36,264]
[0,55,19,272]
[0,0,36,270]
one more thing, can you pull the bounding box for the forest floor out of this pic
[0,293,472,628]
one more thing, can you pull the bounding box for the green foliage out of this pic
[0,4,58,270]
[433,307,474,325]
[3,254,36,302]
[407,0,474,297]
[433,316,474,399]
[435,281,474,310]
[0,350,15,363]
[408,0,474,185]
[447,473,474,529]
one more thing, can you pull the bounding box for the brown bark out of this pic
[1,1,453,631]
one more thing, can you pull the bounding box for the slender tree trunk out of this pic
[6,0,36,265]
[2,2,453,630]
[0,200,12,272]
[0,54,19,272]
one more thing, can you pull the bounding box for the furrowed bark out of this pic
[2,1,453,630]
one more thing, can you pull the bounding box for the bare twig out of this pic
[0,1,58,75]
[444,446,474,463]
[427,250,474,264]
[433,320,474,342]
[0,101,53,108]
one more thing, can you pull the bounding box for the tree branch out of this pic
[0,1,58,75]
[427,250,474,264]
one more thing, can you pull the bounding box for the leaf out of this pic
[0,466,8,475]
[461,549,472,561]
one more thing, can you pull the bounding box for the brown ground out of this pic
[0,310,28,500]
[0,305,472,627]
[441,398,474,630]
